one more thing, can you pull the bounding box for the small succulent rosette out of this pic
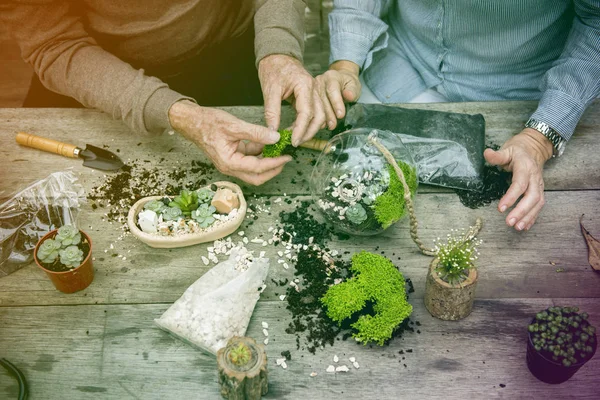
[310,128,418,236]
[36,224,86,270]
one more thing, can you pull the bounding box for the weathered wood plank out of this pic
[1,190,599,306]
[1,101,598,200]
[0,299,598,399]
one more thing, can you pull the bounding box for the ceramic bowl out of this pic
[127,181,246,248]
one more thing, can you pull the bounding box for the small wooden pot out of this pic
[424,257,478,320]
[34,229,94,294]
[217,337,268,400]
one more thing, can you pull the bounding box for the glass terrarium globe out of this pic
[310,128,418,236]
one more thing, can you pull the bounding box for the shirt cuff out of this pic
[529,89,587,141]
[255,27,303,65]
[329,31,377,68]
[143,87,195,135]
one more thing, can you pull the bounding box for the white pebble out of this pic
[277,251,284,257]
[259,251,266,258]
[349,357,356,363]
[201,256,209,265]
[333,355,339,363]
[310,372,317,377]
[276,358,286,366]
[263,329,269,337]
[326,365,335,373]
[279,295,286,301]
[264,338,269,345]
[353,362,360,369]
[281,361,287,369]
[335,365,349,372]
[283,263,289,270]
[262,322,269,329]
[238,231,245,236]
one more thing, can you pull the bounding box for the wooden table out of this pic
[0,102,599,399]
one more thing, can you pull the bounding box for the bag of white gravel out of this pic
[155,248,270,355]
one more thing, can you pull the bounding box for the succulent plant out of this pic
[58,245,84,268]
[144,199,167,214]
[346,203,368,225]
[196,188,215,204]
[55,225,82,247]
[162,206,183,221]
[169,190,199,216]
[228,342,252,366]
[529,306,596,367]
[37,238,61,264]
[191,204,216,228]
[433,227,482,285]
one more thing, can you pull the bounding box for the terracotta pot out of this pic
[424,257,478,320]
[34,229,94,293]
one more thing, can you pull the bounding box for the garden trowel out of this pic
[16,132,124,171]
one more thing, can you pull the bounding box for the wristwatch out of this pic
[525,118,566,157]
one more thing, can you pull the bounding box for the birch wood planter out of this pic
[424,257,478,320]
[217,336,268,400]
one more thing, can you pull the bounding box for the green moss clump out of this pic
[262,129,293,158]
[321,251,413,346]
[373,162,418,229]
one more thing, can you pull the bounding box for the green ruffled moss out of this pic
[262,129,293,158]
[321,251,413,346]
[373,162,418,229]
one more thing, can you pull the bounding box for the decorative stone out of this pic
[138,209,158,234]
[212,188,240,214]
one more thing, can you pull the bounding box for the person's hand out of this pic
[484,128,554,231]
[315,60,361,129]
[258,54,326,147]
[168,100,292,185]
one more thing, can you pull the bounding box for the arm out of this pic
[0,1,189,135]
[316,0,391,126]
[254,0,327,145]
[485,0,600,231]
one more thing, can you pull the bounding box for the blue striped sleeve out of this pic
[328,0,390,68]
[530,0,600,140]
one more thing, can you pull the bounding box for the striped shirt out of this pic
[329,0,600,140]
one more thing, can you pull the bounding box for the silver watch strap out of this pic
[525,118,566,157]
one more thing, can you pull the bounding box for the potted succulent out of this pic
[527,306,597,384]
[33,224,94,293]
[424,223,483,320]
[127,182,247,249]
[217,336,268,399]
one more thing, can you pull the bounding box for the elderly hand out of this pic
[258,54,326,147]
[168,100,292,185]
[484,128,554,231]
[315,60,361,129]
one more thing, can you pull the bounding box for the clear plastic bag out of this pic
[0,171,84,277]
[155,249,270,355]
[344,103,486,191]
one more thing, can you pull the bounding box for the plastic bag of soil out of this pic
[155,249,270,355]
[0,171,84,277]
[344,103,486,191]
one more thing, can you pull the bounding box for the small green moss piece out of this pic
[373,162,418,229]
[262,129,293,158]
[321,251,413,346]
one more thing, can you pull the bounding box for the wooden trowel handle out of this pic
[16,132,78,158]
[299,138,330,152]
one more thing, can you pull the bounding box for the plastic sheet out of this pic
[0,171,84,277]
[344,103,486,191]
[155,249,270,355]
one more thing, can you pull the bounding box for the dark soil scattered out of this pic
[455,145,512,209]
[87,160,216,224]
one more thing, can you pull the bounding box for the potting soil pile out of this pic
[155,249,270,355]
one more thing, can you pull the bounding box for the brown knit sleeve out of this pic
[254,0,307,64]
[0,0,191,135]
